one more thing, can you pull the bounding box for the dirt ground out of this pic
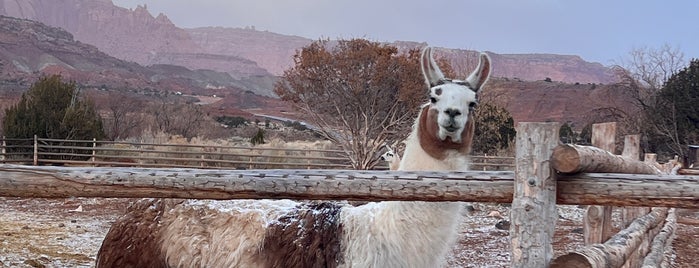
[0,197,697,268]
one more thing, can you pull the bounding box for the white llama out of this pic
[96,46,491,268]
[380,144,402,170]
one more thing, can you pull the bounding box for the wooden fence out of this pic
[0,122,696,267]
[0,136,514,170]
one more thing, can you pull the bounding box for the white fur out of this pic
[99,46,491,268]
[336,46,490,267]
[340,201,462,267]
[380,145,402,170]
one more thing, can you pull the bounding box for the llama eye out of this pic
[430,97,437,103]
[469,102,477,110]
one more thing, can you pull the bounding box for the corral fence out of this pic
[0,136,514,170]
[1,122,697,268]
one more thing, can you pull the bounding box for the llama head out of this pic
[380,145,397,162]
[419,46,491,144]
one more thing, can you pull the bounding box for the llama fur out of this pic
[96,46,492,268]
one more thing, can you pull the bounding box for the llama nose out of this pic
[445,108,462,118]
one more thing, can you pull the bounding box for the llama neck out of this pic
[398,105,473,171]
[341,201,462,268]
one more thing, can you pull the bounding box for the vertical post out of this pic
[620,135,641,268]
[621,134,643,227]
[1,136,6,163]
[33,135,38,166]
[584,122,616,244]
[248,148,254,169]
[91,138,97,166]
[510,122,560,268]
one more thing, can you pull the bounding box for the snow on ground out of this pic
[0,198,695,268]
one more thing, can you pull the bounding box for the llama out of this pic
[96,46,491,268]
[380,144,402,170]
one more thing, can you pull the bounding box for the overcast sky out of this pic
[112,0,698,66]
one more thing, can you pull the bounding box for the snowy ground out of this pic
[0,197,696,268]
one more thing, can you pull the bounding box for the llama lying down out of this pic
[96,47,491,268]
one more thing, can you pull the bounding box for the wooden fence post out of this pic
[510,122,560,268]
[584,122,615,244]
[620,134,644,268]
[33,135,38,166]
[91,138,97,166]
[1,136,5,163]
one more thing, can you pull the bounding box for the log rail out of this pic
[0,164,697,208]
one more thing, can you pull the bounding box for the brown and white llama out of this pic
[96,46,491,268]
[380,144,402,170]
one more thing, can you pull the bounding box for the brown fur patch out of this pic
[262,202,344,268]
[417,106,474,160]
[96,199,183,268]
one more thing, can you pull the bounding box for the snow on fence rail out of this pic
[0,122,697,267]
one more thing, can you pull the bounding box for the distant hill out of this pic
[0,0,617,86]
[0,0,628,127]
[0,15,288,118]
[484,78,631,128]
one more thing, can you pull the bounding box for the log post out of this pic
[510,122,560,268]
[585,122,615,244]
[1,136,6,162]
[33,134,38,166]
[91,138,97,167]
[620,134,645,268]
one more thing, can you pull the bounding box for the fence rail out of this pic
[0,123,697,268]
[0,136,514,170]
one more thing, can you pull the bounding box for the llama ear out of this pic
[421,47,445,88]
[465,53,491,92]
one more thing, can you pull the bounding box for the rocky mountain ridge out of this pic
[0,15,287,117]
[0,0,628,127]
[0,0,617,85]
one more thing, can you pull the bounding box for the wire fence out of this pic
[0,136,514,170]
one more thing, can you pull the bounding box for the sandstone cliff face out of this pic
[484,78,631,128]
[187,27,312,77]
[0,0,628,126]
[0,0,273,80]
[391,41,616,84]
[0,0,197,65]
[0,14,288,114]
[486,53,616,84]
[0,0,617,84]
[0,14,152,89]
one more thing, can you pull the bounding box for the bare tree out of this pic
[275,39,429,169]
[615,44,685,90]
[103,92,144,140]
[152,99,208,141]
[609,43,687,157]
